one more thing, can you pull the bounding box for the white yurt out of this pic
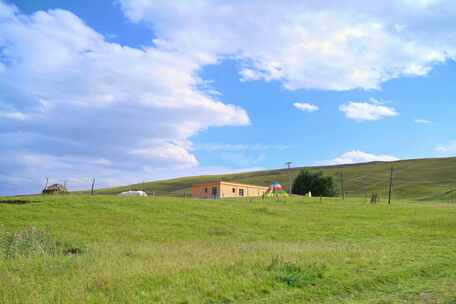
[118,190,148,197]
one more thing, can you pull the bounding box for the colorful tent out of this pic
[264,182,288,198]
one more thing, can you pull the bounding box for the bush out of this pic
[0,226,84,258]
[292,170,336,197]
[0,226,58,258]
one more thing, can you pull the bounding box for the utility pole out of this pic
[340,169,345,200]
[285,162,293,194]
[91,178,96,196]
[43,177,49,191]
[388,166,394,204]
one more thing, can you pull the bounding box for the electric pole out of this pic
[91,178,96,196]
[388,166,394,204]
[43,177,49,191]
[285,161,293,194]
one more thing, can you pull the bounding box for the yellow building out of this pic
[192,181,269,199]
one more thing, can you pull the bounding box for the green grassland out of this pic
[95,157,456,201]
[2,195,456,303]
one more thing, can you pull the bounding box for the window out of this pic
[239,188,244,197]
[204,188,208,193]
[232,188,236,193]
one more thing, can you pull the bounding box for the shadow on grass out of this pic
[0,199,33,205]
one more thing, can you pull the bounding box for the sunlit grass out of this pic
[1,195,456,303]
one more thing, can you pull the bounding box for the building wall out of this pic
[192,181,268,199]
[191,182,220,199]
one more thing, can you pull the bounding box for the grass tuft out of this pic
[0,226,85,258]
[267,257,327,288]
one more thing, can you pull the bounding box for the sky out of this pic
[1,0,456,195]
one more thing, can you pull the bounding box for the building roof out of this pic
[44,183,67,191]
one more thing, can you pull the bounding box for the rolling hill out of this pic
[95,156,456,201]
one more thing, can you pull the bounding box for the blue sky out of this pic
[1,0,456,195]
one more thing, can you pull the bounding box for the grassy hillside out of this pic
[96,157,456,201]
[2,195,456,303]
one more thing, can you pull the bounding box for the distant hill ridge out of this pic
[96,156,456,201]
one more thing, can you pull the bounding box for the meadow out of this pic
[1,195,456,303]
[96,157,456,201]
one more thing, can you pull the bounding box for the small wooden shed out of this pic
[42,183,68,194]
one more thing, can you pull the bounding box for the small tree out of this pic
[292,170,336,197]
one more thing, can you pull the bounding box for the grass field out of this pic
[2,195,456,303]
[95,157,456,201]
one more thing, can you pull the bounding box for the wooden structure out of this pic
[42,183,68,195]
[192,181,268,199]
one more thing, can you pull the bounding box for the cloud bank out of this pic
[119,0,456,91]
[0,2,248,194]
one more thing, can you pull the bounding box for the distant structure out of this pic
[263,182,289,198]
[118,190,148,197]
[192,181,268,199]
[42,183,68,195]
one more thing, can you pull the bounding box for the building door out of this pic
[212,187,218,199]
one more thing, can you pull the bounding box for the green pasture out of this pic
[1,195,456,303]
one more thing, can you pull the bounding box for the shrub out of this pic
[292,170,336,197]
[0,226,83,258]
[0,226,59,258]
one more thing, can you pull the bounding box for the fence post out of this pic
[388,166,394,204]
[91,178,95,196]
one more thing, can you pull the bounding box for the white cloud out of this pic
[414,119,432,124]
[130,142,198,168]
[339,101,398,121]
[0,2,249,194]
[293,102,319,112]
[435,142,456,153]
[0,111,28,120]
[323,150,399,165]
[119,0,456,91]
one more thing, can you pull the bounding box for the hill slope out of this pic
[96,157,456,200]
